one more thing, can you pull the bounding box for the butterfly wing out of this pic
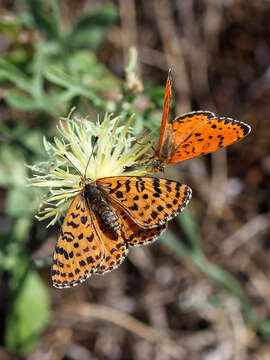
[118,207,167,247]
[52,183,171,284]
[51,194,105,288]
[96,206,167,274]
[91,207,128,275]
[97,176,192,229]
[170,111,251,163]
[156,70,173,156]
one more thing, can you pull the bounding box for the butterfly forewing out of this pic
[157,71,173,153]
[52,194,105,288]
[97,176,192,229]
[170,112,251,163]
[171,112,214,151]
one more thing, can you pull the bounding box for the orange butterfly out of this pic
[152,71,251,172]
[52,174,191,288]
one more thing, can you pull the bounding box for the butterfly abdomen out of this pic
[96,202,121,235]
[84,182,121,234]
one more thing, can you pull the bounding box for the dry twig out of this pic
[53,302,186,359]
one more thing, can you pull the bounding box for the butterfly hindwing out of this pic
[97,176,192,229]
[92,208,128,275]
[52,194,105,288]
[119,206,167,247]
[95,205,167,274]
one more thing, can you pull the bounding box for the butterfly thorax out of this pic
[83,182,121,235]
[153,126,175,172]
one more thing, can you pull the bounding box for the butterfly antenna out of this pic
[84,136,99,178]
[168,68,175,97]
[168,68,173,84]
[61,153,82,175]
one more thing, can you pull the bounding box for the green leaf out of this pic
[13,217,32,243]
[70,4,118,49]
[0,15,21,41]
[4,90,38,111]
[177,209,202,252]
[6,188,33,218]
[5,261,50,355]
[0,145,27,187]
[5,47,29,65]
[3,89,60,116]
[25,0,59,39]
[22,130,45,156]
[34,92,61,117]
[0,59,32,92]
[45,66,106,109]
[0,238,21,272]
[73,4,118,29]
[68,51,119,90]
[44,66,79,88]
[69,27,106,51]
[160,229,190,258]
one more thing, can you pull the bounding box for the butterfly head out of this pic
[79,175,91,187]
[151,159,165,173]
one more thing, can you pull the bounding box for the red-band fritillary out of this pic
[52,175,191,288]
[152,71,251,172]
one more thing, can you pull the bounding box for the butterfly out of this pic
[52,174,192,288]
[151,70,251,172]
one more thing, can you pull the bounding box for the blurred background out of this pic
[0,1,270,359]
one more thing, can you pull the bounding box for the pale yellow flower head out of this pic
[29,111,152,226]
